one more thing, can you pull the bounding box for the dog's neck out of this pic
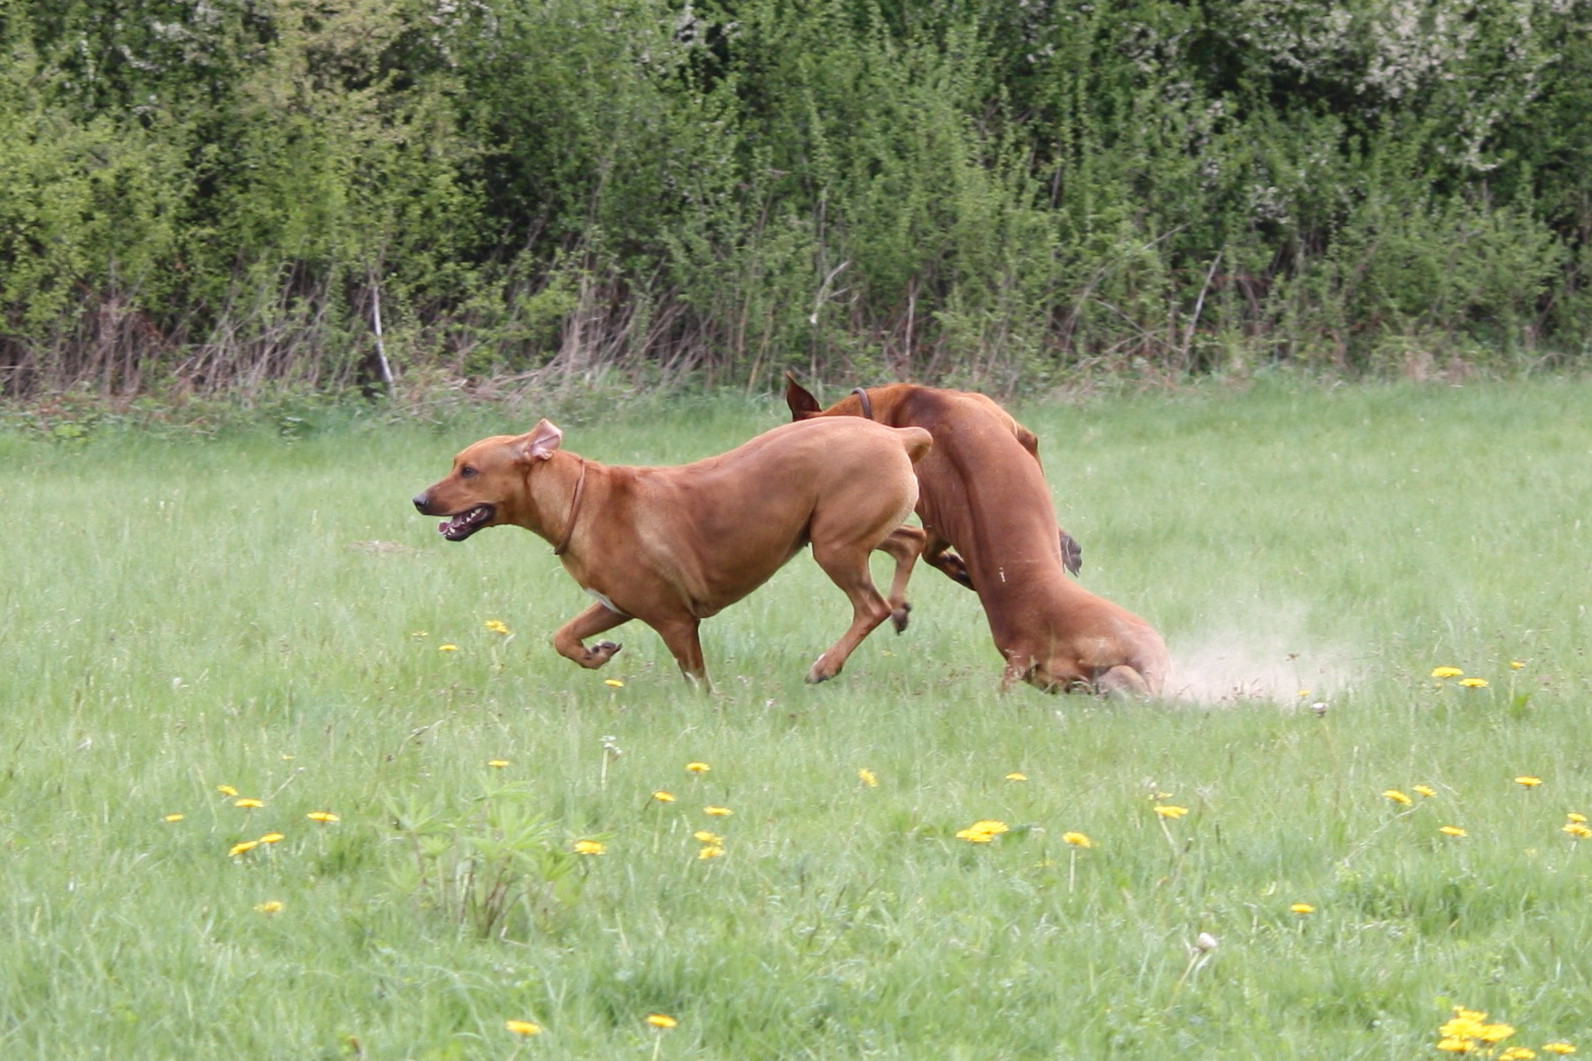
[551,457,588,556]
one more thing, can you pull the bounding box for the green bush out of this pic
[1,0,1588,398]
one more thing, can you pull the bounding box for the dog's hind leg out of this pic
[805,540,897,684]
[1094,665,1154,698]
[552,602,629,671]
[874,525,926,632]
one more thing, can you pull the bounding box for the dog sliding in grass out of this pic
[787,376,1169,697]
[413,418,932,689]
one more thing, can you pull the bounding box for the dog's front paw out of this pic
[891,601,912,634]
[585,641,622,667]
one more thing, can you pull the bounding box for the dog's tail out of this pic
[893,426,933,465]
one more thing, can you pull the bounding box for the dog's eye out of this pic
[459,465,477,479]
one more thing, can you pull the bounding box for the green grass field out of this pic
[3,380,1590,1059]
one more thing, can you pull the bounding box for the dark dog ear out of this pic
[784,372,821,419]
[516,419,564,462]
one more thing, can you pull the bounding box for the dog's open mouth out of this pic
[439,504,495,541]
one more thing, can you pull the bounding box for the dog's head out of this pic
[412,420,564,541]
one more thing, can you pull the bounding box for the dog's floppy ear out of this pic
[516,419,564,462]
[784,372,822,420]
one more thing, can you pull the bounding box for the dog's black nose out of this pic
[412,494,430,513]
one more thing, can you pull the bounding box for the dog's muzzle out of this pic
[413,493,496,541]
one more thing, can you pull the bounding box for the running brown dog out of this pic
[413,417,932,688]
[785,377,1169,696]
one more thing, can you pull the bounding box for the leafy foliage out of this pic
[2,0,1589,396]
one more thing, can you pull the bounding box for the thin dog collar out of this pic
[551,458,587,557]
[851,386,874,420]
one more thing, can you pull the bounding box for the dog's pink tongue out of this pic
[437,520,450,534]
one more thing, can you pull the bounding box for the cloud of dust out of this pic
[1165,613,1357,706]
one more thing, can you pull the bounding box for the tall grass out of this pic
[2,381,1590,1059]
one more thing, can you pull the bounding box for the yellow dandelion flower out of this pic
[1442,1018,1485,1040]
[1005,772,1029,782]
[1439,825,1467,837]
[697,844,725,860]
[1542,1043,1576,1056]
[1568,812,1588,824]
[234,797,263,809]
[487,759,509,769]
[254,900,284,914]
[1562,822,1592,839]
[652,791,676,803]
[259,832,284,844]
[217,785,238,797]
[1509,660,1525,669]
[1414,785,1438,798]
[164,813,185,823]
[1437,1037,1476,1053]
[693,831,723,845]
[685,761,710,774]
[645,1013,678,1030]
[1479,1024,1518,1044]
[572,839,606,856]
[858,768,878,787]
[1289,903,1315,915]
[1460,677,1489,688]
[955,819,1010,843]
[1499,1048,1537,1061]
[307,811,340,823]
[1431,666,1465,679]
[603,678,625,688]
[1515,776,1543,787]
[1383,789,1413,806]
[438,644,459,652]
[1062,831,1093,848]
[703,805,732,817]
[228,839,259,857]
[505,1020,542,1036]
[1154,804,1189,819]
[484,619,510,635]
